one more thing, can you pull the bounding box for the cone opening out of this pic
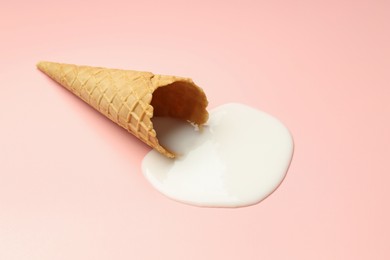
[150,81,208,125]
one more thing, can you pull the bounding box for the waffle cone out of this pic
[37,61,208,158]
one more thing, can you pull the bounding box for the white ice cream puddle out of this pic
[142,103,293,207]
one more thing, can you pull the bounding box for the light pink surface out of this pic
[1,0,389,259]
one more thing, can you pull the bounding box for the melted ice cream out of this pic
[142,103,293,207]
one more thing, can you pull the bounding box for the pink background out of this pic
[1,0,389,259]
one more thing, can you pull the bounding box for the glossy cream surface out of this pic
[142,103,293,207]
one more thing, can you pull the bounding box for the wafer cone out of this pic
[37,61,208,158]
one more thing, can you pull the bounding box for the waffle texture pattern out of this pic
[37,61,208,158]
